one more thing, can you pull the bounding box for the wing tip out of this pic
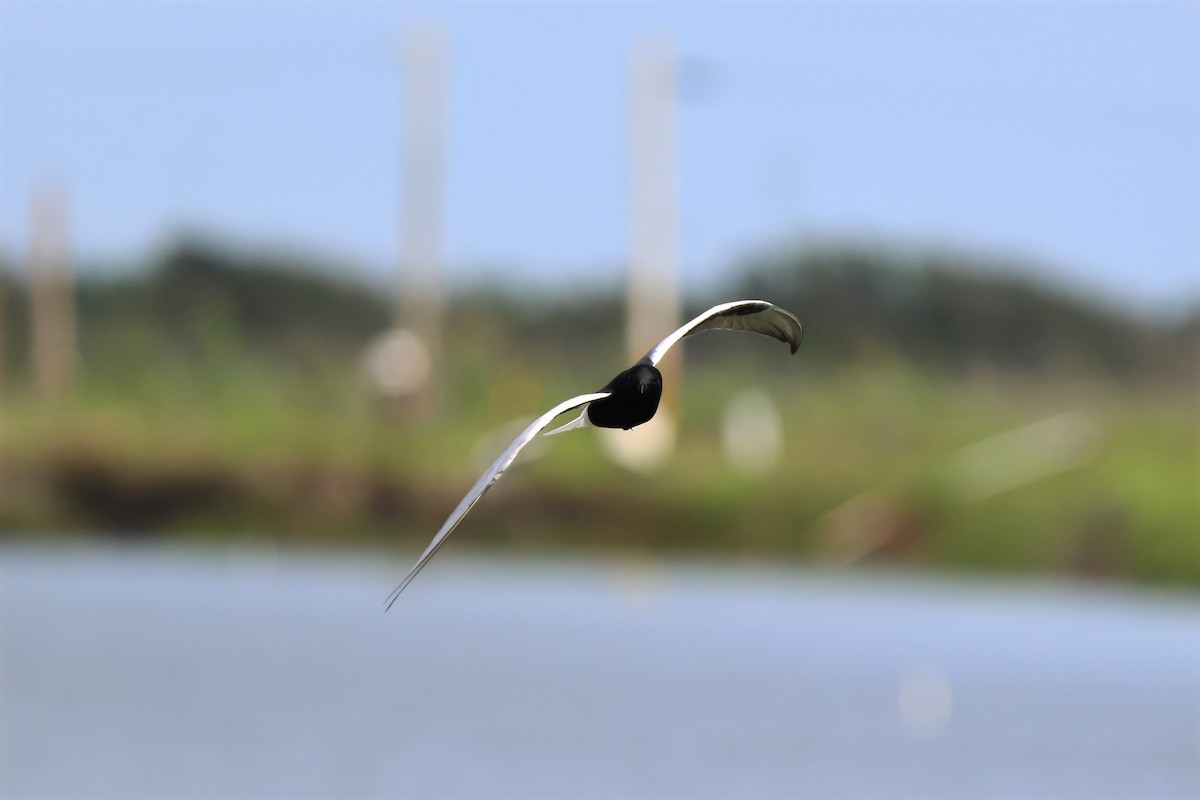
[383,579,409,611]
[790,319,804,353]
[766,302,803,354]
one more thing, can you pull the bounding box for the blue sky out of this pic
[1,1,1197,314]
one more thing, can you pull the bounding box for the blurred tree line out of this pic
[731,244,1197,385]
[0,237,1193,586]
[0,237,1192,388]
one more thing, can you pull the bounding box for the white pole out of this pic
[603,39,681,472]
[397,22,449,412]
[29,185,75,399]
[627,40,681,376]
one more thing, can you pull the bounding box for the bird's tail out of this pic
[543,408,590,436]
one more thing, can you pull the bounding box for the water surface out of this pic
[1,546,1196,799]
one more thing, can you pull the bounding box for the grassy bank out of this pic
[1,354,1194,587]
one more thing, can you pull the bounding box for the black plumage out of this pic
[586,364,664,430]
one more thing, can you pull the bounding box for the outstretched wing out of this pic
[639,300,803,367]
[385,391,611,608]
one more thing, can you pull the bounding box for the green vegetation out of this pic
[0,239,1195,586]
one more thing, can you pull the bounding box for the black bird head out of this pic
[587,363,663,430]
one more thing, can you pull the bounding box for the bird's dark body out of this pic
[585,364,663,430]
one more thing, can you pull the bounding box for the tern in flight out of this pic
[385,299,803,608]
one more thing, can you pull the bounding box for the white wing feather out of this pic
[640,299,803,367]
[385,391,611,608]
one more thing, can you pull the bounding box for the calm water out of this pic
[0,545,1196,799]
